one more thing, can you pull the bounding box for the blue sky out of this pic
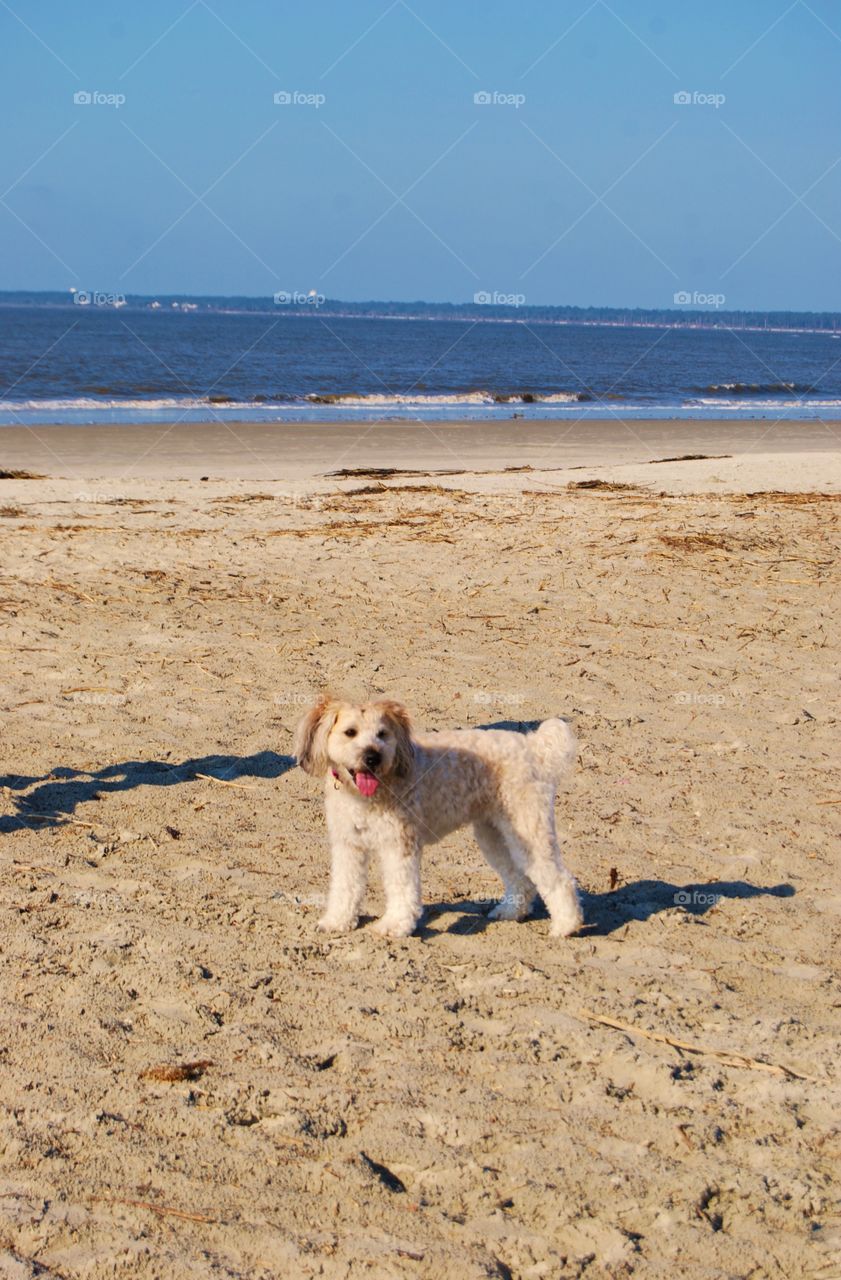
[1,0,840,309]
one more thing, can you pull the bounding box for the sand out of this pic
[1,416,840,481]
[1,428,840,1278]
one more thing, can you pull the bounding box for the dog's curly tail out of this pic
[530,717,577,783]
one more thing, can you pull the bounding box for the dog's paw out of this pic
[371,914,418,939]
[487,896,533,922]
[548,909,585,938]
[317,914,357,934]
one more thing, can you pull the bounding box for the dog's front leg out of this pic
[317,837,369,933]
[372,830,422,939]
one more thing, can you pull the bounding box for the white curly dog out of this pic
[294,696,583,939]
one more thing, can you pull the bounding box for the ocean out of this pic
[2,297,841,425]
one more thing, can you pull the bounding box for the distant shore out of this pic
[4,291,841,337]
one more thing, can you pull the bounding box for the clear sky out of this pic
[1,0,839,309]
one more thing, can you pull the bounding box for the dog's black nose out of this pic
[363,748,381,770]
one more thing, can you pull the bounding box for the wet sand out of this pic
[2,416,840,480]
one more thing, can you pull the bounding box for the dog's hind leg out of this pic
[473,819,536,921]
[499,807,583,938]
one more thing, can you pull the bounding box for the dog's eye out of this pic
[377,729,388,739]
[344,728,357,738]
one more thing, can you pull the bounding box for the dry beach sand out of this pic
[1,423,840,1278]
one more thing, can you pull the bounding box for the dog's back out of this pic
[405,717,576,843]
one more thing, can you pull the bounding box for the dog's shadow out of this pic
[426,878,794,937]
[476,719,544,733]
[0,751,295,834]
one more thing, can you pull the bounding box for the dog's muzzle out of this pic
[353,749,382,798]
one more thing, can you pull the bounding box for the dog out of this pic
[293,696,583,939]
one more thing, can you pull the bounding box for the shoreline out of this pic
[2,417,840,489]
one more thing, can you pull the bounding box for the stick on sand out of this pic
[578,1008,818,1081]
[90,1196,219,1223]
[193,772,259,789]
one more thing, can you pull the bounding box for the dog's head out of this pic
[293,696,414,797]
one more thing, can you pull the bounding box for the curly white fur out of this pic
[293,697,584,940]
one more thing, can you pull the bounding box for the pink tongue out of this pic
[355,771,379,798]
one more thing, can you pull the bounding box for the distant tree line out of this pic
[3,291,839,331]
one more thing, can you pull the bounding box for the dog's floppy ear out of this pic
[293,696,339,775]
[377,698,414,777]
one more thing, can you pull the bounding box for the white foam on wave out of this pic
[693,397,841,409]
[0,396,208,411]
[306,391,496,406]
[2,390,587,412]
[305,390,585,406]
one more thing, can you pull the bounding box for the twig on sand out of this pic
[578,1008,818,1081]
[16,807,96,829]
[0,1238,68,1277]
[90,1196,219,1223]
[193,772,259,790]
[44,580,96,603]
[61,685,123,697]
